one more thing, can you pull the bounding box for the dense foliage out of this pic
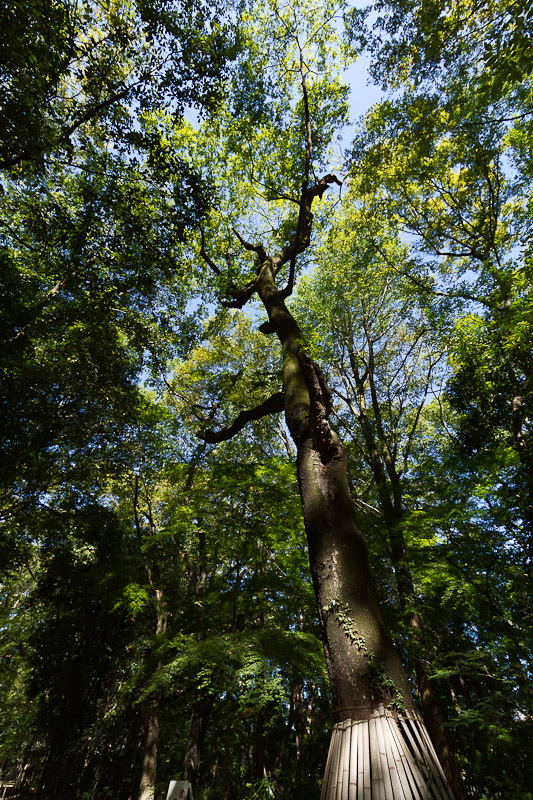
[0,0,531,799]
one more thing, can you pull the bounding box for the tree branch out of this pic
[200,229,222,275]
[299,47,313,185]
[277,174,342,271]
[232,227,267,262]
[220,279,258,309]
[280,254,296,299]
[197,392,284,443]
[0,84,133,170]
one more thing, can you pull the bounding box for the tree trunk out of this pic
[254,708,266,781]
[348,349,465,797]
[202,180,458,798]
[182,694,214,785]
[136,581,167,800]
[255,255,456,799]
[298,436,415,719]
[390,528,466,800]
[220,714,233,800]
[138,700,161,800]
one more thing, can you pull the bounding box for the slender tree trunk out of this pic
[254,708,266,781]
[390,526,466,800]
[136,583,167,800]
[138,700,161,800]
[220,714,233,800]
[511,394,533,574]
[182,694,215,784]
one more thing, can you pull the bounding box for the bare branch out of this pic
[197,392,284,443]
[199,229,222,276]
[250,172,300,205]
[353,498,383,518]
[299,47,313,185]
[372,240,507,311]
[402,350,445,471]
[232,227,267,262]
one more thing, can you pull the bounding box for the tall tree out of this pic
[189,0,455,795]
[343,2,533,794]
[0,0,236,170]
[292,197,466,797]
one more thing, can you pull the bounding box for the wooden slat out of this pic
[322,708,456,800]
[375,707,394,800]
[336,722,349,800]
[408,717,446,800]
[357,720,365,800]
[398,716,433,796]
[327,726,343,800]
[322,727,336,800]
[321,726,338,800]
[370,712,385,800]
[334,724,345,800]
[378,710,403,800]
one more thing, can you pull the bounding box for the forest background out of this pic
[0,0,532,798]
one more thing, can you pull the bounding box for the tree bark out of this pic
[254,253,456,798]
[202,176,457,797]
[182,694,215,784]
[256,258,416,721]
[138,700,161,800]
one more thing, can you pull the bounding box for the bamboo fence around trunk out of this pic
[320,705,456,800]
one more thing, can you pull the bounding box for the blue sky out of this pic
[345,51,383,121]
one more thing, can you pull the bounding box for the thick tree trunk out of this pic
[298,436,416,720]
[255,255,456,798]
[257,260,414,720]
[200,179,457,797]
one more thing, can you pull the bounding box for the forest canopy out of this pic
[0,1,532,799]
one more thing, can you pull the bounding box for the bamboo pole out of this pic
[321,726,338,800]
[320,706,455,800]
[341,723,351,800]
[384,713,417,800]
[348,721,358,800]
